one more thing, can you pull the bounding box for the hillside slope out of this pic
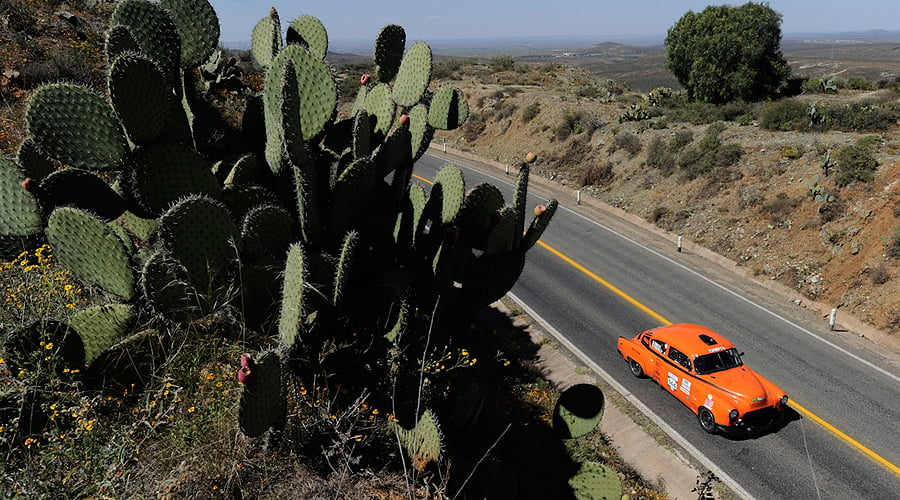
[433,66,899,335]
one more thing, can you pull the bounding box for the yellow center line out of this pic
[536,237,900,478]
[789,399,900,476]
[536,240,671,326]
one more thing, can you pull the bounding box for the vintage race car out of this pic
[617,323,788,434]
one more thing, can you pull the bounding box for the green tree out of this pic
[665,2,790,103]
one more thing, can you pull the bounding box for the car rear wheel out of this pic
[698,407,717,434]
[628,359,644,378]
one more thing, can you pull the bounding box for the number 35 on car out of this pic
[616,323,788,434]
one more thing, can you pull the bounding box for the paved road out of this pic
[414,151,900,499]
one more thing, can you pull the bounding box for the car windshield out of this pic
[693,348,743,375]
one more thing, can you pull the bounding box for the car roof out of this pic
[649,323,736,356]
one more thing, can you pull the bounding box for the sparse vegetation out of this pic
[834,140,879,186]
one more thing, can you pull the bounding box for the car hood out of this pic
[703,366,769,402]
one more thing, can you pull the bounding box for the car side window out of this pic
[668,347,692,371]
[650,338,666,354]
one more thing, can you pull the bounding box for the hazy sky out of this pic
[211,1,898,44]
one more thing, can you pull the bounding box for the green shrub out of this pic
[759,99,809,131]
[489,54,516,72]
[834,142,878,186]
[670,129,694,150]
[678,135,743,180]
[520,101,540,123]
[888,227,900,259]
[609,131,642,156]
[825,101,900,131]
[847,76,875,91]
[646,137,675,173]
[762,192,800,223]
[578,162,614,187]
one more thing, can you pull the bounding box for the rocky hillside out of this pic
[433,63,899,335]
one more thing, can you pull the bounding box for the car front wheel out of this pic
[628,359,644,378]
[698,407,717,434]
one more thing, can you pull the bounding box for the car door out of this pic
[664,346,698,409]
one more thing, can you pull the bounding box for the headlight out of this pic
[729,409,739,421]
[780,395,789,407]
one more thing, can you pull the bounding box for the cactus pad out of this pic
[105,25,140,63]
[433,164,465,224]
[265,45,337,142]
[140,250,201,321]
[568,461,622,500]
[392,42,432,108]
[251,7,282,67]
[240,204,295,264]
[25,84,129,171]
[522,199,558,250]
[15,138,55,181]
[108,53,171,146]
[126,142,220,217]
[286,15,328,60]
[429,86,469,130]
[70,303,135,365]
[458,183,505,250]
[374,24,405,83]
[0,156,42,237]
[392,408,443,472]
[110,0,182,85]
[553,383,605,439]
[38,167,127,221]
[363,83,395,136]
[157,195,240,288]
[46,207,135,300]
[238,351,285,437]
[408,103,433,161]
[160,0,220,67]
[278,242,307,348]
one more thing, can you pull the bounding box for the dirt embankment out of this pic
[434,70,899,336]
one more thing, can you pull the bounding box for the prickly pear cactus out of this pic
[553,383,605,439]
[392,408,443,472]
[568,461,623,500]
[69,303,135,365]
[24,83,129,171]
[46,207,135,300]
[238,351,285,437]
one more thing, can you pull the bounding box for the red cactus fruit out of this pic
[360,74,370,85]
[524,152,537,164]
[237,365,252,384]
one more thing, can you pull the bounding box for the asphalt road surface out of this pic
[414,151,900,500]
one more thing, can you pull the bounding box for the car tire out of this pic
[628,359,644,378]
[698,407,717,434]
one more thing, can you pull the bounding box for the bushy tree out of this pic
[665,2,790,103]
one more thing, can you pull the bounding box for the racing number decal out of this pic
[680,378,692,396]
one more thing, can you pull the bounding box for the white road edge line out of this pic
[456,159,899,385]
[507,291,756,500]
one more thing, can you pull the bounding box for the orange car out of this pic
[617,323,788,434]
